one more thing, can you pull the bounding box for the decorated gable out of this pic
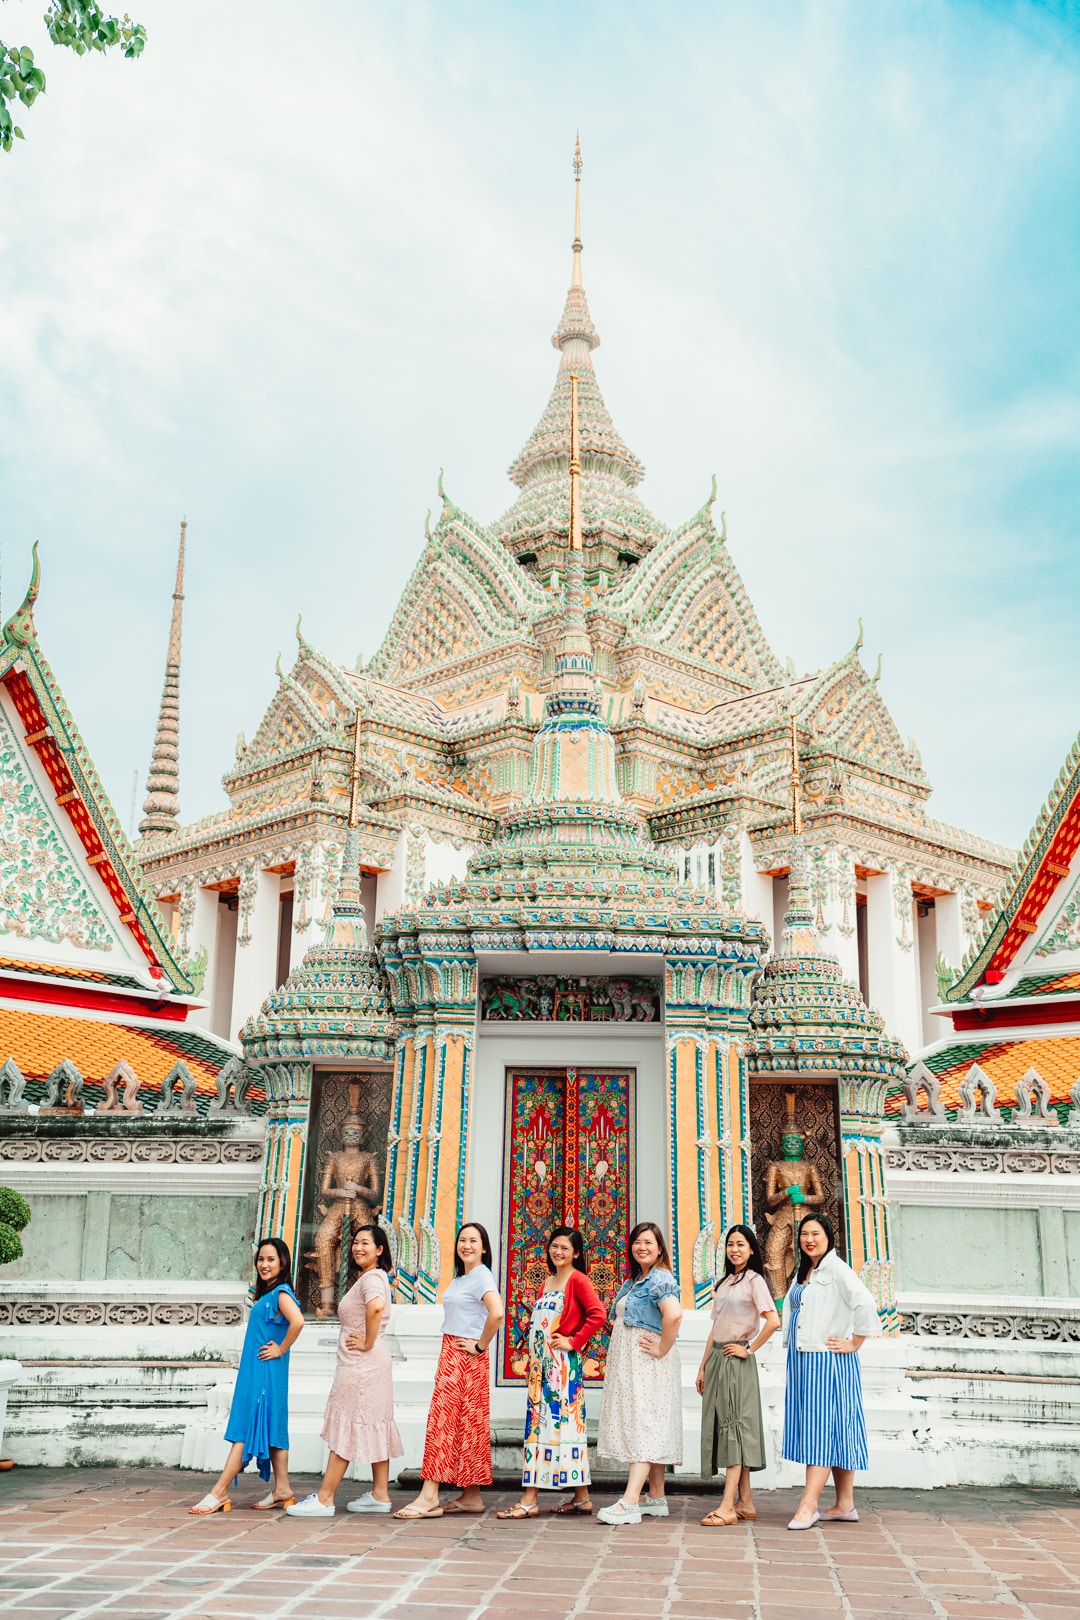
[0,693,122,959]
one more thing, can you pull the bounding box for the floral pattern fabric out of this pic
[522,1287,589,1491]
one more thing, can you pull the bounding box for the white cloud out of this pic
[0,0,1078,850]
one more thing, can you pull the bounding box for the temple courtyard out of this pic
[0,1471,1078,1620]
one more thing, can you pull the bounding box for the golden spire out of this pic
[569,372,583,554]
[790,712,802,837]
[572,134,583,291]
[348,710,363,830]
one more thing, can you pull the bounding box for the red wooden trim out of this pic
[952,999,1080,1032]
[0,974,191,1022]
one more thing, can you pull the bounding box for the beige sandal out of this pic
[189,1493,232,1515]
[496,1502,538,1519]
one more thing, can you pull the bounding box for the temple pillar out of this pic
[838,1076,898,1334]
[253,1062,313,1265]
[290,844,327,971]
[934,890,966,975]
[232,864,281,1036]
[865,866,920,1054]
[416,1028,474,1301]
[181,879,219,1001]
[813,845,861,990]
[738,831,774,927]
[665,1032,705,1308]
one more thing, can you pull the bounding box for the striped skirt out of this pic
[421,1336,492,1487]
[782,1303,868,1471]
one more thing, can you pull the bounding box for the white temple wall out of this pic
[209,900,237,1040]
[934,889,968,973]
[424,836,472,889]
[375,829,407,922]
[289,845,327,971]
[865,866,923,1053]
[229,868,280,1037]
[815,850,862,991]
[739,831,774,929]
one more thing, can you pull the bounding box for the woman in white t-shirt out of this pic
[395,1222,504,1520]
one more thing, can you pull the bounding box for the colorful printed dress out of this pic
[781,1281,869,1471]
[522,1287,589,1491]
[223,1283,299,1481]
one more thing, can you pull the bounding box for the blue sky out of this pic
[1,0,1079,848]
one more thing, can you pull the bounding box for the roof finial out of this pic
[2,541,41,648]
[572,134,583,292]
[139,520,186,835]
[790,711,802,837]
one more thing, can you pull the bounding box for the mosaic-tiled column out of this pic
[254,1062,313,1265]
[840,1076,898,1334]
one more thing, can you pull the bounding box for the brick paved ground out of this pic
[1,1470,1079,1620]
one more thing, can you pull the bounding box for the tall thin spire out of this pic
[139,520,186,835]
[790,712,802,837]
[327,713,369,949]
[571,133,583,291]
[551,136,599,364]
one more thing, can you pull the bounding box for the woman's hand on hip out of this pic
[455,1336,483,1356]
[345,1332,367,1352]
[722,1342,750,1359]
[257,1342,282,1361]
[638,1333,664,1359]
[826,1336,857,1353]
[549,1332,573,1352]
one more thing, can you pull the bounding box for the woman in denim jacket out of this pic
[596,1222,683,1526]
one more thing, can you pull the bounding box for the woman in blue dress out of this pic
[189,1238,304,1514]
[782,1214,879,1531]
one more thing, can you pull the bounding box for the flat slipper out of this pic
[441,1499,485,1514]
[394,1504,444,1519]
[821,1508,859,1523]
[787,1511,821,1531]
[496,1503,538,1519]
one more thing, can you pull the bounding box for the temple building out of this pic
[9,150,1079,1487]
[135,153,1011,1066]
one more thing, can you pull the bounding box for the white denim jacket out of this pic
[781,1248,880,1352]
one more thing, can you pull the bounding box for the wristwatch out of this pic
[474,1341,484,1355]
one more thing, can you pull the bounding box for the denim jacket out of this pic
[612,1268,681,1333]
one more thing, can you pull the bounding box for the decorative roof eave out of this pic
[137,799,403,873]
[0,549,195,995]
[747,806,1014,878]
[946,730,1080,1003]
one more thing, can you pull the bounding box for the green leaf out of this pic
[14,125,23,139]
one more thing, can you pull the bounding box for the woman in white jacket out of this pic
[781,1214,879,1531]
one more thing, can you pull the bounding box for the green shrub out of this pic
[0,1223,22,1266]
[0,1187,30,1233]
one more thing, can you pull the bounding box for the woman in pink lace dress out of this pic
[287,1224,403,1517]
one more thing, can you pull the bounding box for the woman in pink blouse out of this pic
[695,1225,780,1527]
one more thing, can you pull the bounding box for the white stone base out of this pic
[10,1303,1080,1488]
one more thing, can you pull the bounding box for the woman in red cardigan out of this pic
[497,1226,606,1519]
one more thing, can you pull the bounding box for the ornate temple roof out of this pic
[495,143,663,558]
[0,546,240,1114]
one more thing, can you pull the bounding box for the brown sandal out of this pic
[701,1508,739,1527]
[551,1498,593,1515]
[496,1502,539,1519]
[735,1504,757,1521]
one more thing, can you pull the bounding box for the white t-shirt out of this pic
[441,1263,498,1339]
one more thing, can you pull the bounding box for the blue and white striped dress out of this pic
[781,1282,868,1470]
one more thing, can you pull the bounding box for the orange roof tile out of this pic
[0,1005,236,1097]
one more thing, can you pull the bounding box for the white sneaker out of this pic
[285,1493,336,1517]
[639,1495,669,1517]
[597,1498,643,1526]
[346,1491,392,1514]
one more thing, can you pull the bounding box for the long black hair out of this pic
[252,1237,293,1299]
[453,1221,493,1276]
[352,1223,393,1274]
[720,1223,767,1284]
[796,1212,836,1283]
[546,1226,587,1275]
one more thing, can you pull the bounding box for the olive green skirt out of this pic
[700,1344,767,1476]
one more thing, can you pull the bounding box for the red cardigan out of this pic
[558,1269,607,1351]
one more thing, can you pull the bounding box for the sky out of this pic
[2,0,1079,849]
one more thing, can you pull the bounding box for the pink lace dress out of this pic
[321,1269,403,1465]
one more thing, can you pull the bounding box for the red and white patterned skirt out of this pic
[421,1336,492,1487]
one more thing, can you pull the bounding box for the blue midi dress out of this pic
[224,1283,299,1480]
[781,1281,868,1471]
